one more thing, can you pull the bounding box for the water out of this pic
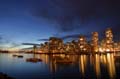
[0,53,119,79]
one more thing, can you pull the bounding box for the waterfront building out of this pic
[91,32,99,52]
[104,28,114,52]
[78,36,88,52]
[49,37,63,53]
[38,28,119,54]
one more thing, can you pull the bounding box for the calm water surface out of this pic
[0,53,119,79]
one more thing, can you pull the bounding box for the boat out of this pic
[26,58,42,63]
[12,54,23,58]
[17,55,23,58]
[12,54,18,57]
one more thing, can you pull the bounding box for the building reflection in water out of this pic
[39,54,57,73]
[95,54,101,78]
[79,55,87,77]
[100,54,107,66]
[89,54,101,78]
[49,55,57,74]
[100,53,116,79]
[39,54,49,64]
[37,53,116,79]
[106,53,116,79]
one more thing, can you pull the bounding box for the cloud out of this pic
[30,0,120,32]
[111,24,120,41]
[0,35,10,44]
[9,43,22,48]
[0,34,22,49]
[38,39,49,41]
[22,43,40,46]
[60,34,90,40]
[38,33,91,42]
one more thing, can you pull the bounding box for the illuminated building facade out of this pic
[38,28,119,54]
[104,28,114,52]
[49,37,63,53]
[91,32,99,52]
[78,36,88,52]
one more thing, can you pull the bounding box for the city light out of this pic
[106,49,110,52]
[32,28,119,54]
[99,47,104,52]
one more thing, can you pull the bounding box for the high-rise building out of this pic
[78,36,87,52]
[105,28,114,52]
[91,32,99,52]
[49,37,63,53]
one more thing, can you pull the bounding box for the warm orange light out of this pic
[106,49,110,52]
[80,38,83,41]
[80,46,84,48]
[38,50,43,53]
[99,48,104,52]
[83,48,86,51]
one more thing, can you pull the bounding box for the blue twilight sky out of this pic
[0,0,120,50]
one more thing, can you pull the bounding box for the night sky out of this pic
[0,0,120,50]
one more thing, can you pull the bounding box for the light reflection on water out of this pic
[106,53,116,79]
[0,53,119,79]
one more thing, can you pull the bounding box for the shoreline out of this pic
[0,72,14,79]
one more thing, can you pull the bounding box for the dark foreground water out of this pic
[0,53,120,79]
